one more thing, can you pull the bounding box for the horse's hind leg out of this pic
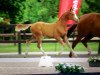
[63,36,77,57]
[72,35,83,49]
[81,33,93,55]
[67,24,77,38]
[36,35,47,56]
[25,35,35,57]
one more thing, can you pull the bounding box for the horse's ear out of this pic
[69,7,73,12]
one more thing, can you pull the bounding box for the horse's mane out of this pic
[58,11,69,21]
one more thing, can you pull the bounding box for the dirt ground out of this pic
[0,58,100,75]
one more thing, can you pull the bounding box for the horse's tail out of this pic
[15,24,31,32]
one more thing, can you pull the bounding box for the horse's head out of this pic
[60,8,79,23]
[67,8,79,23]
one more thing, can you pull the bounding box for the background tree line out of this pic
[0,0,100,24]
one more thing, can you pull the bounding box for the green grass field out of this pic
[0,42,99,53]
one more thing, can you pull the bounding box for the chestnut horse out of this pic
[15,8,79,57]
[72,13,100,55]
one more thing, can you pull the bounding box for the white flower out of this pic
[63,65,66,69]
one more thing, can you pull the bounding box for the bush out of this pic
[88,56,100,62]
[55,63,85,73]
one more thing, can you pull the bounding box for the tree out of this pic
[79,0,100,15]
[0,0,59,23]
[25,0,59,23]
[0,0,26,23]
[0,0,99,24]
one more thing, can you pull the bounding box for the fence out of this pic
[0,24,100,54]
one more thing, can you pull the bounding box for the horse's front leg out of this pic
[25,36,34,57]
[55,37,65,55]
[81,33,93,55]
[63,35,77,57]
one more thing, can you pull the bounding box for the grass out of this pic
[0,42,99,53]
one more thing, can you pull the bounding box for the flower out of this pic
[55,63,84,73]
[88,56,100,62]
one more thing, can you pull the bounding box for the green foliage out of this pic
[85,0,100,12]
[88,56,100,62]
[0,0,59,23]
[0,0,99,24]
[0,17,4,22]
[0,42,98,53]
[79,0,100,16]
[0,17,10,25]
[0,0,26,23]
[25,0,59,23]
[55,63,84,73]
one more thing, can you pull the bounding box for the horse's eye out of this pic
[70,13,73,15]
[70,12,73,15]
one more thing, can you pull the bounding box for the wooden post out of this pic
[18,32,22,54]
[18,42,21,54]
[98,41,100,54]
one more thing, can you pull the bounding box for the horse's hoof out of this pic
[88,51,91,56]
[24,53,28,58]
[24,55,27,58]
[69,51,77,58]
[24,56,26,58]
[74,54,78,57]
[43,54,48,56]
[87,53,91,56]
[69,53,72,57]
[58,52,62,56]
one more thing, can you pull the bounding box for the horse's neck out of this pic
[57,19,68,27]
[58,15,69,24]
[55,20,67,31]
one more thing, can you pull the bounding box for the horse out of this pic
[71,13,100,55]
[15,8,79,57]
